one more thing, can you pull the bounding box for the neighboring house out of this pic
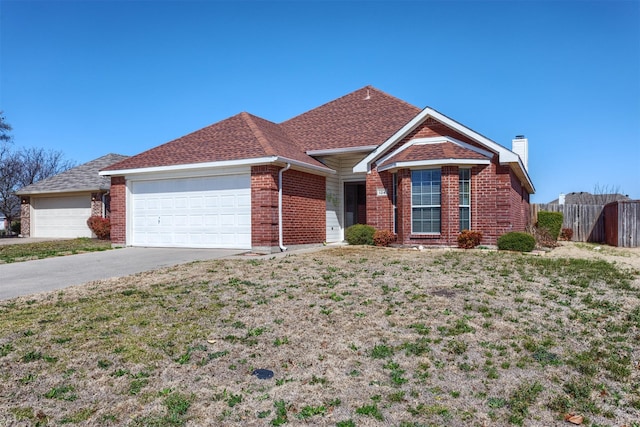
[0,214,6,232]
[100,86,534,252]
[15,153,129,238]
[549,192,630,205]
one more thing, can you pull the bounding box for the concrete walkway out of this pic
[0,247,245,300]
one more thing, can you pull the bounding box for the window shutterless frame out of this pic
[459,168,471,231]
[411,169,441,234]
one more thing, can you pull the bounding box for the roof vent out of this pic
[364,89,371,100]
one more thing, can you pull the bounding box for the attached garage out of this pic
[130,174,251,249]
[32,194,93,238]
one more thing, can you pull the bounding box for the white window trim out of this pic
[411,169,441,235]
[459,168,471,231]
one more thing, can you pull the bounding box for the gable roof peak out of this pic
[281,85,421,151]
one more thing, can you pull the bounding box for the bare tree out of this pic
[0,143,21,222]
[18,147,75,187]
[0,113,75,223]
[0,111,11,142]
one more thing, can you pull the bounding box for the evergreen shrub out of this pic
[497,231,535,252]
[345,224,375,245]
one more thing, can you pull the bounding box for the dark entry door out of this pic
[344,182,366,228]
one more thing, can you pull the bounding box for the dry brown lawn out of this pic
[1,242,639,426]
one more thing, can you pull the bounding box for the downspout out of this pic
[278,163,291,251]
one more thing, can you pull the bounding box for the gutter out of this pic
[278,163,291,252]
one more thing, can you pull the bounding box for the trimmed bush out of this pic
[537,211,563,241]
[373,229,396,247]
[457,230,483,249]
[497,231,535,252]
[345,224,375,245]
[10,220,20,235]
[87,217,111,240]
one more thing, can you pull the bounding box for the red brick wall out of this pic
[282,169,325,245]
[365,169,394,232]
[251,166,280,249]
[109,176,126,245]
[20,197,31,237]
[372,119,532,246]
[389,160,530,246]
[251,166,326,250]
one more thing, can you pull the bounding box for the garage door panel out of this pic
[33,195,92,238]
[131,174,251,249]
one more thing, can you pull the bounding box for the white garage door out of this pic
[32,195,93,238]
[131,174,251,249]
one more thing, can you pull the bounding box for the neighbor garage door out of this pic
[32,195,93,238]
[131,174,251,249]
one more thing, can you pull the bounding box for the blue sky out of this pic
[1,0,638,203]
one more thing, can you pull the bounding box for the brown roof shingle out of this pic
[17,153,129,195]
[104,113,327,172]
[281,86,421,151]
[103,86,421,173]
[378,141,490,168]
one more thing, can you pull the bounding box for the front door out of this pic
[344,182,366,228]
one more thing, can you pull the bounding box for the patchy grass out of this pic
[0,238,112,263]
[0,244,639,425]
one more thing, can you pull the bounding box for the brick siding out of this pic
[20,197,31,237]
[109,177,127,245]
[251,166,325,251]
[369,119,531,246]
[282,169,325,245]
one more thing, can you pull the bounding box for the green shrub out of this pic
[10,220,20,234]
[457,230,483,249]
[537,211,563,241]
[345,224,375,245]
[497,232,535,252]
[373,229,396,247]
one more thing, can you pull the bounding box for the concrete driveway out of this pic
[0,247,246,300]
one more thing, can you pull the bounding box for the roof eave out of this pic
[15,187,108,196]
[100,156,335,177]
[306,145,378,156]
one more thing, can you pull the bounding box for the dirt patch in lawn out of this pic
[0,243,639,426]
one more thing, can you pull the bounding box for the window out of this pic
[411,169,441,233]
[459,168,470,231]
[392,173,397,234]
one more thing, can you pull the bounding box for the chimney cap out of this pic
[515,135,526,139]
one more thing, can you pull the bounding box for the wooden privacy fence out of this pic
[531,201,640,247]
[603,201,640,247]
[532,204,605,243]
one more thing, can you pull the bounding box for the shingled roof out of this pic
[378,141,491,170]
[281,86,421,151]
[16,153,129,195]
[103,86,421,173]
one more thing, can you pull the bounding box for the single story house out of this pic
[100,86,534,252]
[16,153,129,238]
